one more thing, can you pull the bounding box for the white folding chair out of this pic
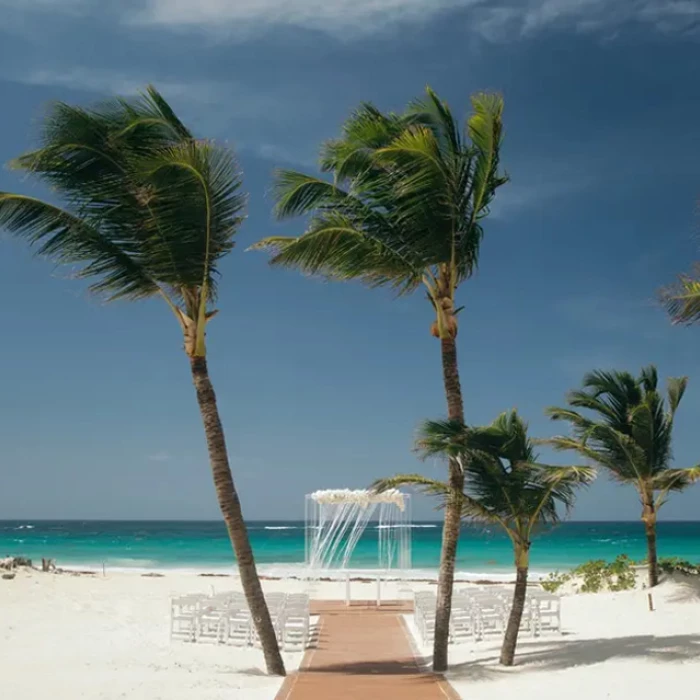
[224,609,252,646]
[472,596,507,639]
[196,600,229,643]
[170,595,207,641]
[530,593,561,635]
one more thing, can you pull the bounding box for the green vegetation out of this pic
[541,556,637,594]
[540,571,571,593]
[574,556,637,593]
[0,87,285,676]
[660,265,700,324]
[374,410,593,666]
[658,557,700,576]
[547,366,700,588]
[252,87,507,673]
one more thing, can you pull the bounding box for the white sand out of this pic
[426,576,700,700]
[2,570,699,700]
[0,569,311,700]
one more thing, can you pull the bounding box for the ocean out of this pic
[2,520,700,577]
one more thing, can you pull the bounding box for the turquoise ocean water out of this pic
[2,521,700,577]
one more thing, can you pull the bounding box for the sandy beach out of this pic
[441,577,700,700]
[1,568,699,699]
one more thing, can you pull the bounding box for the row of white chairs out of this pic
[171,591,313,650]
[413,587,561,645]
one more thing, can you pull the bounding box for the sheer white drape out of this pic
[304,489,411,575]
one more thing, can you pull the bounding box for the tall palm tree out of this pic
[0,87,286,675]
[252,88,507,671]
[374,410,593,666]
[546,366,700,588]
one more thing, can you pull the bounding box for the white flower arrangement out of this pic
[309,488,405,510]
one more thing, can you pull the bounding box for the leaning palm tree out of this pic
[374,410,593,666]
[252,88,507,671]
[0,87,285,675]
[547,366,700,588]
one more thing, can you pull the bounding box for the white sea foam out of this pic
[54,560,550,582]
[15,525,35,530]
[263,526,298,530]
[374,524,438,529]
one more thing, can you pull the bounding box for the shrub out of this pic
[541,571,571,593]
[570,555,637,593]
[658,557,700,576]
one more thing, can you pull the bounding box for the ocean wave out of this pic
[374,524,438,529]
[264,526,298,530]
[108,558,159,568]
[15,525,35,530]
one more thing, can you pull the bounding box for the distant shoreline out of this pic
[4,520,699,577]
[3,518,700,524]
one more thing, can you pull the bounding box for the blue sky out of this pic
[1,0,699,521]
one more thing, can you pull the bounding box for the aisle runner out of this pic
[276,601,460,700]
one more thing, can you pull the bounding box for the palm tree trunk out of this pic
[500,560,529,666]
[432,336,465,673]
[642,495,659,588]
[645,518,659,588]
[190,356,286,677]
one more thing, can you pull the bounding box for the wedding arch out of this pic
[304,488,412,576]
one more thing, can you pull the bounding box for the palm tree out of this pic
[251,88,507,671]
[546,366,700,588]
[374,410,594,666]
[660,263,700,323]
[0,87,286,675]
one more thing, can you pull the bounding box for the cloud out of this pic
[130,0,700,39]
[17,67,266,112]
[148,452,171,462]
[472,0,700,41]
[2,0,698,40]
[130,0,481,36]
[10,66,317,133]
[489,177,590,219]
[20,68,160,97]
[249,142,318,168]
[7,66,323,166]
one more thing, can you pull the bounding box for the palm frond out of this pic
[0,193,157,300]
[320,103,413,182]
[639,365,659,393]
[253,88,507,304]
[407,86,461,154]
[272,171,346,219]
[250,215,420,292]
[651,466,700,492]
[371,474,452,499]
[415,419,472,461]
[660,268,700,324]
[137,139,244,298]
[1,86,244,321]
[467,93,506,222]
[550,365,693,510]
[545,436,618,471]
[667,376,688,416]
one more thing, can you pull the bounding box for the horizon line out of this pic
[2,518,700,524]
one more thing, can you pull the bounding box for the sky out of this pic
[1,0,699,522]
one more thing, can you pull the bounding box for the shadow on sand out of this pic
[448,634,700,681]
[665,578,700,603]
